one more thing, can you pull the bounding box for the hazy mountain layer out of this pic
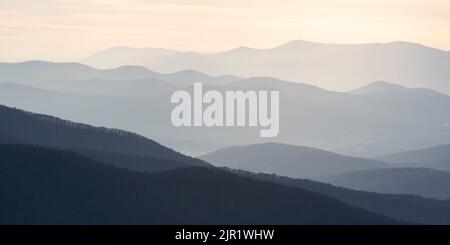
[320,168,450,200]
[376,144,450,171]
[1,62,449,157]
[81,40,450,93]
[200,142,391,179]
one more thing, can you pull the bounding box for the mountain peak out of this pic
[221,46,259,54]
[351,81,449,97]
[275,39,318,48]
[200,142,390,179]
[351,81,407,94]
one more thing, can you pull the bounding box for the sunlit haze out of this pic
[1,0,449,61]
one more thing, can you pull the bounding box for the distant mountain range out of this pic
[0,61,155,82]
[200,142,391,179]
[0,144,399,225]
[81,40,450,94]
[1,61,449,156]
[0,60,240,94]
[320,167,450,200]
[376,144,450,171]
[2,40,450,226]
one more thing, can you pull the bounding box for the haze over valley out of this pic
[1,0,450,226]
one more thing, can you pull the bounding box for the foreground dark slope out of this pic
[230,169,450,225]
[0,105,208,171]
[321,167,450,200]
[0,144,398,225]
[0,132,24,144]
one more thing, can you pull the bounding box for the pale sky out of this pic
[1,0,449,61]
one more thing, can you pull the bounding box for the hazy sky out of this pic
[1,0,449,61]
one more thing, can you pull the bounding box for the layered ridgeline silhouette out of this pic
[200,142,391,179]
[376,144,450,171]
[1,61,449,157]
[0,144,401,225]
[0,105,208,172]
[320,168,450,200]
[2,106,450,224]
[81,40,450,94]
[0,61,239,95]
[232,169,450,225]
[0,61,155,81]
[202,143,450,200]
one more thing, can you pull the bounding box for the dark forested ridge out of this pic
[0,144,400,225]
[0,105,209,170]
[0,132,25,144]
[229,169,450,225]
[72,148,192,172]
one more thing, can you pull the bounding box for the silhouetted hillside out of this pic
[72,149,191,172]
[0,144,398,225]
[229,169,450,225]
[0,132,25,144]
[0,105,208,169]
[320,168,450,200]
[200,143,390,178]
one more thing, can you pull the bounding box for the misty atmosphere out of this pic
[1,0,450,226]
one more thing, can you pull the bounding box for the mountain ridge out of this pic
[230,168,450,224]
[200,142,392,179]
[376,144,450,171]
[0,144,400,225]
[0,105,209,170]
[1,70,449,157]
[81,39,450,93]
[320,167,450,200]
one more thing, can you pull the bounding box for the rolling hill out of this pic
[0,61,157,83]
[0,105,209,171]
[2,106,450,224]
[231,169,450,225]
[200,142,391,179]
[320,168,450,200]
[0,144,399,225]
[0,61,239,96]
[376,144,450,171]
